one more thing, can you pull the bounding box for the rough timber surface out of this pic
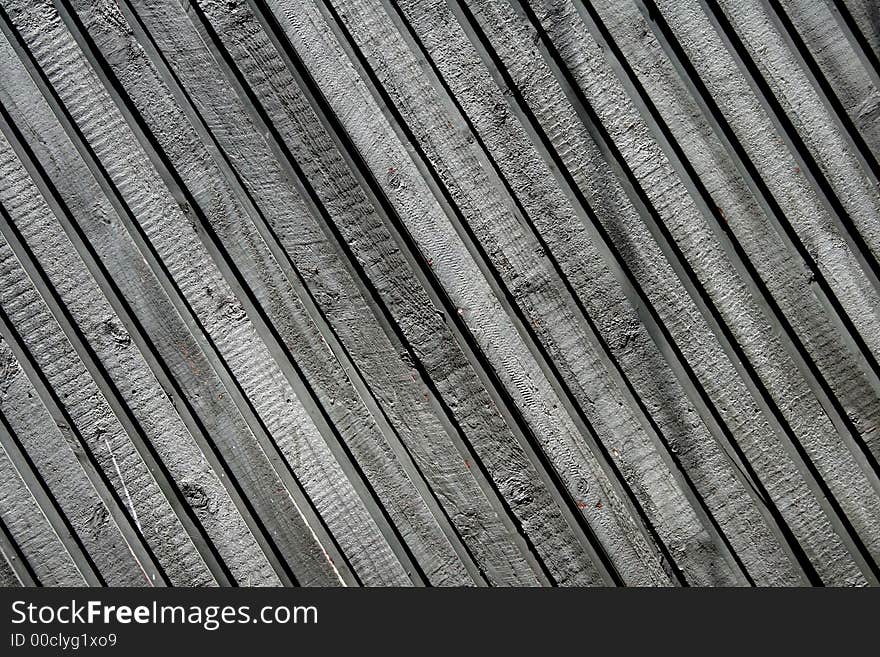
[0,0,878,586]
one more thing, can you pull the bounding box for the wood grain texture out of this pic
[0,0,877,586]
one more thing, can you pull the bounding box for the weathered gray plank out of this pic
[0,0,877,586]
